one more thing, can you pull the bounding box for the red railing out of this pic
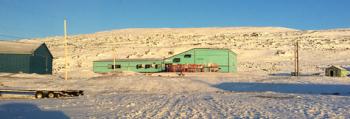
[165,64,219,72]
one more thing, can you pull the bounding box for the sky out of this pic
[0,0,350,40]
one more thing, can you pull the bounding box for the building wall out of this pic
[164,48,237,72]
[30,44,53,74]
[325,67,349,77]
[340,70,349,77]
[0,54,31,73]
[93,48,237,73]
[228,50,237,72]
[0,44,52,74]
[93,60,164,73]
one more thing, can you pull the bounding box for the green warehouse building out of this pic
[0,41,53,74]
[93,58,164,73]
[93,48,237,73]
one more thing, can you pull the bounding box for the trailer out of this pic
[0,89,84,99]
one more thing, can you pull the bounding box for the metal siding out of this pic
[197,49,228,72]
[93,60,164,73]
[30,56,46,74]
[31,44,53,74]
[0,54,31,73]
[94,48,237,73]
[164,48,237,73]
[164,50,195,64]
[229,51,237,72]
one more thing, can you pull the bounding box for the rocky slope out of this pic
[20,27,350,77]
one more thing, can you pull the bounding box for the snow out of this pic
[1,27,350,118]
[1,73,350,118]
[0,103,69,119]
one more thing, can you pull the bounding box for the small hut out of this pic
[325,65,349,77]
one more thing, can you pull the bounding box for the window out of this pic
[136,64,143,69]
[184,54,192,58]
[173,58,181,63]
[145,64,152,69]
[155,64,160,69]
[108,64,121,69]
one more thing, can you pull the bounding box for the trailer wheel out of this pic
[79,91,84,96]
[47,92,56,98]
[35,91,44,99]
[73,92,80,96]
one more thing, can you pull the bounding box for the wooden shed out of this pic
[325,65,349,77]
[0,41,53,74]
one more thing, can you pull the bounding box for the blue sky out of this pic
[0,0,350,40]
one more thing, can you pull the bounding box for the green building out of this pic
[93,58,164,73]
[93,48,237,73]
[325,65,349,77]
[164,48,237,72]
[0,41,53,74]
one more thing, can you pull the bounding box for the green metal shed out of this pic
[93,58,164,73]
[164,48,237,72]
[0,41,53,74]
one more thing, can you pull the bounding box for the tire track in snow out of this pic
[199,94,227,118]
[156,94,184,118]
[186,93,210,118]
[147,95,171,118]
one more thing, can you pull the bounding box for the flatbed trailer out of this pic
[0,89,84,99]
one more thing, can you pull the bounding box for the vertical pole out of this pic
[296,40,299,76]
[294,41,296,76]
[294,40,297,76]
[113,50,116,72]
[64,19,68,80]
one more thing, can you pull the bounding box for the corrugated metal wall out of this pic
[228,50,237,72]
[30,56,47,74]
[0,44,52,74]
[93,48,237,73]
[164,48,237,72]
[31,44,53,74]
[0,54,31,73]
[94,60,164,73]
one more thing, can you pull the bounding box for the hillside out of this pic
[19,27,350,77]
[1,27,350,118]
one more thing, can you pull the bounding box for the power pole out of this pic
[294,40,300,76]
[64,19,68,80]
[113,49,116,72]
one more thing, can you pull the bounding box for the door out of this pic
[165,63,172,72]
[330,70,334,77]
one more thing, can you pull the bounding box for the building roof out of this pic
[328,65,347,71]
[94,48,237,62]
[343,66,350,71]
[165,47,237,59]
[193,48,237,55]
[94,58,163,62]
[0,41,43,54]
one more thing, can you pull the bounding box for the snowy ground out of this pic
[1,72,350,118]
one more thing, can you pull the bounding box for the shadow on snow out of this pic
[213,82,350,96]
[0,103,69,119]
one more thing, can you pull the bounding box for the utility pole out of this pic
[113,49,116,72]
[64,19,68,80]
[294,40,300,76]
